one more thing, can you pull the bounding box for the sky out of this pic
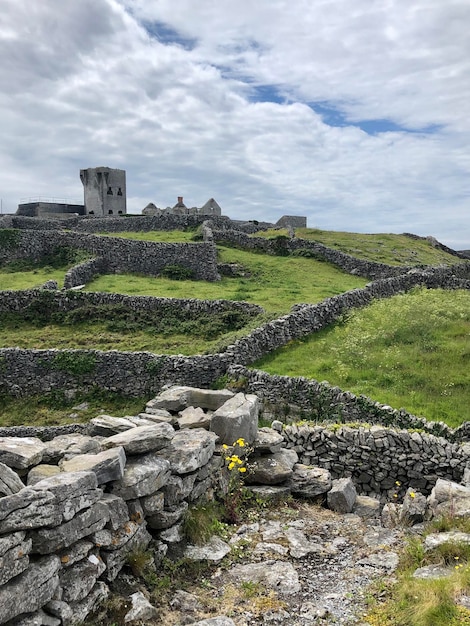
[1,0,469,249]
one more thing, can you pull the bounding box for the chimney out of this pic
[177,196,183,204]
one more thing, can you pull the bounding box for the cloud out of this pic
[0,0,468,249]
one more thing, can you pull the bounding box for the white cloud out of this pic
[0,0,468,249]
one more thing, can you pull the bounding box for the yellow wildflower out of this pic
[395,481,401,486]
[228,462,235,470]
[410,492,416,499]
[239,467,247,473]
[236,438,246,447]
[222,444,229,450]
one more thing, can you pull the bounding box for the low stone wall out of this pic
[0,230,220,281]
[211,227,439,279]
[64,258,109,289]
[0,289,263,319]
[281,423,469,497]
[0,421,226,624]
[0,348,228,398]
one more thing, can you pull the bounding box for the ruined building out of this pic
[80,167,127,216]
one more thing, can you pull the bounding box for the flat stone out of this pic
[0,460,25,495]
[60,447,126,484]
[425,531,470,551]
[247,485,292,502]
[0,532,32,585]
[413,564,452,579]
[352,495,381,518]
[100,493,130,530]
[92,520,141,550]
[7,609,61,625]
[401,487,427,524]
[284,528,324,558]
[101,423,174,455]
[27,465,61,486]
[0,437,46,469]
[381,502,402,528]
[157,429,218,474]
[0,488,61,533]
[224,560,300,595]
[170,589,202,611]
[192,619,236,626]
[0,555,61,624]
[42,434,100,464]
[31,471,102,522]
[160,523,184,544]
[31,501,110,553]
[177,406,211,430]
[254,428,284,453]
[148,386,234,412]
[184,536,231,561]
[210,393,259,445]
[124,591,158,623]
[111,453,171,499]
[88,415,137,436]
[245,455,293,485]
[289,464,331,498]
[327,478,357,514]
[273,448,298,469]
[58,540,94,568]
[56,581,109,626]
[141,492,165,515]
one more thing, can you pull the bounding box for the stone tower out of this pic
[80,167,126,216]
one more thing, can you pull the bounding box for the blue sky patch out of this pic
[143,21,197,51]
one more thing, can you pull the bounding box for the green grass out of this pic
[255,228,460,266]
[0,267,69,289]
[254,287,470,426]
[86,246,367,315]
[98,229,199,242]
[0,389,147,428]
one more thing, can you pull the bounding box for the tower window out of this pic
[108,210,113,215]
[107,186,113,195]
[117,187,123,196]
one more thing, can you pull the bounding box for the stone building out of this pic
[142,196,222,217]
[80,167,127,216]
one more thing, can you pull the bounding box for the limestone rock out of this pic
[170,589,202,612]
[0,488,61,533]
[5,609,61,625]
[31,501,110,553]
[51,581,109,626]
[100,493,130,530]
[353,495,381,518]
[254,428,284,453]
[284,528,324,558]
[0,437,46,469]
[247,485,292,502]
[124,591,158,623]
[148,386,234,412]
[356,551,399,572]
[0,555,61,624]
[42,434,100,464]
[184,536,231,562]
[192,619,236,626]
[27,465,61,486]
[92,520,141,550]
[89,415,137,436]
[273,448,298,469]
[381,502,401,528]
[59,553,106,603]
[111,453,171,500]
[58,540,94,568]
[177,406,211,430]
[0,531,32,585]
[0,460,25,495]
[224,560,300,595]
[101,523,152,581]
[413,564,451,579]
[327,478,357,514]
[289,464,331,498]
[245,455,293,485]
[138,411,177,425]
[147,501,188,530]
[400,487,427,524]
[428,479,470,518]
[141,492,165,516]
[157,429,218,474]
[425,531,470,551]
[101,423,174,455]
[60,447,126,484]
[210,393,259,446]
[31,471,102,522]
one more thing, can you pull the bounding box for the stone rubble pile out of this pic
[0,385,469,624]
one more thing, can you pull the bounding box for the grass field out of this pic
[255,228,460,266]
[254,287,470,426]
[0,267,69,289]
[98,229,198,242]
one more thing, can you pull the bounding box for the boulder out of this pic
[413,564,452,579]
[157,429,218,474]
[245,455,293,485]
[59,553,106,603]
[184,536,231,561]
[327,478,357,514]
[425,532,470,551]
[381,502,401,528]
[124,591,158,623]
[0,461,25,495]
[0,555,61,624]
[138,411,177,426]
[89,415,138,437]
[253,428,284,453]
[428,479,470,518]
[42,434,100,464]
[111,453,171,500]
[177,406,211,430]
[148,386,234,412]
[60,447,126,484]
[352,495,381,518]
[0,437,46,469]
[284,528,324,558]
[246,485,292,502]
[400,488,427,524]
[27,465,61,486]
[356,551,399,572]
[288,464,331,498]
[210,393,259,445]
[101,423,174,455]
[224,560,300,595]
